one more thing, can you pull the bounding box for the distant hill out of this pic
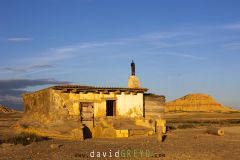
[0,104,17,113]
[166,94,237,112]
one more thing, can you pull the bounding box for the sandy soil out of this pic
[0,113,23,140]
[0,112,240,160]
[165,112,240,121]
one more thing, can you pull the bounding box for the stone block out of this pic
[155,119,166,134]
[148,130,154,135]
[120,130,128,134]
[115,130,129,138]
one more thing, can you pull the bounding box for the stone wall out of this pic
[52,90,144,118]
[18,88,83,140]
[22,88,145,122]
[23,88,70,123]
[144,93,165,119]
[18,88,146,139]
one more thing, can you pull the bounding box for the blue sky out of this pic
[0,0,240,110]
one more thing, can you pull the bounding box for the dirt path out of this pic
[1,112,240,160]
[0,126,240,160]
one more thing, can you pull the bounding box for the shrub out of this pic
[0,139,3,145]
[5,132,50,146]
[177,124,196,129]
[166,125,177,131]
[21,124,29,129]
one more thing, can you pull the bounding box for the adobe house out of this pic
[16,61,165,140]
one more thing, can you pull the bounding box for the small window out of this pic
[106,100,116,116]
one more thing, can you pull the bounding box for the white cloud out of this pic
[7,37,33,42]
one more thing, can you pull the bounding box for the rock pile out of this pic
[166,94,235,112]
[0,105,16,113]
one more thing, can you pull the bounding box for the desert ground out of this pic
[0,112,240,160]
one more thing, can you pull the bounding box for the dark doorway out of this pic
[106,100,116,116]
[82,124,92,139]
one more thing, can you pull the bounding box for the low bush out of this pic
[5,132,50,146]
[0,139,3,145]
[21,124,29,129]
[177,124,196,129]
[166,125,177,131]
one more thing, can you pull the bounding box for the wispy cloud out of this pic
[154,52,206,60]
[7,37,33,42]
[172,53,206,60]
[0,64,54,72]
[224,22,240,30]
[224,43,240,49]
[35,31,197,61]
[17,41,127,65]
[31,64,54,69]
[0,67,26,72]
[48,41,125,54]
[121,32,194,42]
[4,31,200,76]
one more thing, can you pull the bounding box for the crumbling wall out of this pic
[18,88,148,140]
[18,88,83,140]
[22,89,52,123]
[22,88,70,123]
[144,93,165,119]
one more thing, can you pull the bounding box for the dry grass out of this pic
[177,124,196,129]
[2,132,50,146]
[165,112,240,130]
[166,119,240,132]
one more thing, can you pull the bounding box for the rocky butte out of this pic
[165,93,236,112]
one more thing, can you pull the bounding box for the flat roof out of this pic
[51,84,148,93]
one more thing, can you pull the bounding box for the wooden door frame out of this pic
[80,102,94,127]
